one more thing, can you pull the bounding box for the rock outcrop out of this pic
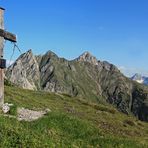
[6,50,148,122]
[6,50,40,90]
[18,108,51,122]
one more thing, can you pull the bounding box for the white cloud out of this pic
[118,66,148,77]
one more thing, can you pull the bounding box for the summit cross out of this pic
[0,7,17,107]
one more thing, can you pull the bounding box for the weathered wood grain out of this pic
[0,28,16,42]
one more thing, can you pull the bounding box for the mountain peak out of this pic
[76,51,99,65]
[6,49,148,122]
[27,49,33,53]
[131,73,142,80]
[131,73,148,85]
[23,49,33,56]
[43,50,59,59]
[82,51,92,56]
[80,51,94,58]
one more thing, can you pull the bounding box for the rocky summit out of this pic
[6,50,148,122]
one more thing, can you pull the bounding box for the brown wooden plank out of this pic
[0,28,16,42]
[0,7,5,11]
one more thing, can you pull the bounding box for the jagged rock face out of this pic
[6,50,40,90]
[6,50,148,122]
[76,52,99,65]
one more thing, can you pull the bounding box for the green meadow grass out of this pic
[0,85,147,147]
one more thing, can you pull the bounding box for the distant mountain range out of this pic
[131,73,148,85]
[5,50,148,122]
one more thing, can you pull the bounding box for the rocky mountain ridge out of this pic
[6,50,148,122]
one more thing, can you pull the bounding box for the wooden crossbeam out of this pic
[0,28,16,42]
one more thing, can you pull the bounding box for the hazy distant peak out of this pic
[131,73,143,82]
[132,73,142,77]
[131,73,148,85]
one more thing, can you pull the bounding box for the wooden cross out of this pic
[0,7,17,107]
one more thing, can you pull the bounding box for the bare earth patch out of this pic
[17,108,51,121]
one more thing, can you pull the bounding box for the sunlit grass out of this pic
[0,85,147,147]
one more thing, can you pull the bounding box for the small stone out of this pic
[2,104,10,114]
[45,108,51,113]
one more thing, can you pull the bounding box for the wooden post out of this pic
[0,7,5,107]
[0,7,17,107]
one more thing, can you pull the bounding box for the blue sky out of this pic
[1,0,148,76]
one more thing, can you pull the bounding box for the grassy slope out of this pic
[0,85,148,147]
